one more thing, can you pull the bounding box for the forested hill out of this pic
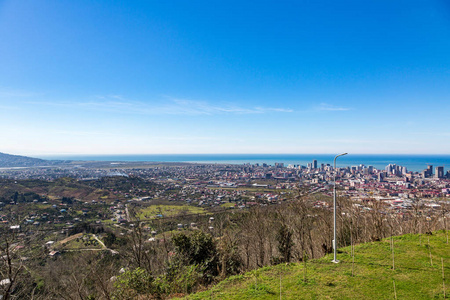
[0,152,48,167]
[0,177,119,201]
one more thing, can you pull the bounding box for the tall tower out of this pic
[426,165,433,178]
[385,164,396,175]
[436,166,444,178]
[313,159,317,169]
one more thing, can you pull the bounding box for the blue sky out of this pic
[1,0,450,155]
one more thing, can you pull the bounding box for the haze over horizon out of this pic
[1,1,450,156]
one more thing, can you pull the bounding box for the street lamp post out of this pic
[332,152,348,263]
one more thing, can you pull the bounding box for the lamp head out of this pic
[335,153,348,159]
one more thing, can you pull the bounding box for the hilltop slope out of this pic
[182,231,449,299]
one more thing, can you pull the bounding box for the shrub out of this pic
[113,267,156,300]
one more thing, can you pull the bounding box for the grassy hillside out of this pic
[182,231,449,299]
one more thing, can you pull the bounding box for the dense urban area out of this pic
[0,152,448,299]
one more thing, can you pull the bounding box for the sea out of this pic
[36,154,450,173]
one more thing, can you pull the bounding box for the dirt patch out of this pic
[58,233,83,245]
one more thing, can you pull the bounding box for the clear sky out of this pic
[1,0,450,155]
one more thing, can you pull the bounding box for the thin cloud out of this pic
[0,87,40,98]
[413,132,450,137]
[95,94,126,100]
[0,104,19,110]
[317,103,351,111]
[52,130,114,136]
[27,96,294,116]
[167,98,293,115]
[151,135,220,141]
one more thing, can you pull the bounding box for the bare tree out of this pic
[0,225,38,300]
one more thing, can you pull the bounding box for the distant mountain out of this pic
[0,152,48,167]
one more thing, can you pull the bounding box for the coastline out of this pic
[35,154,450,173]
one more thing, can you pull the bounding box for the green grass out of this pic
[207,187,278,192]
[34,204,52,209]
[136,205,206,220]
[58,233,103,250]
[181,231,450,299]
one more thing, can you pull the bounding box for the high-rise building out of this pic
[426,165,433,178]
[385,164,396,175]
[421,165,433,178]
[436,166,444,178]
[313,160,317,169]
[378,172,386,182]
[401,166,408,175]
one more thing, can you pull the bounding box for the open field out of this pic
[182,231,450,299]
[136,205,206,220]
[207,187,278,192]
[58,233,83,245]
[57,233,104,250]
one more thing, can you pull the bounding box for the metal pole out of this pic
[332,153,347,263]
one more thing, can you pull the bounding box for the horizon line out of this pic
[28,153,450,156]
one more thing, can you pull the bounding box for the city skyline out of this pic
[1,1,450,155]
